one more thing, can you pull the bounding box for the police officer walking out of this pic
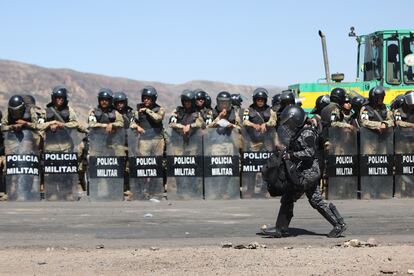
[262,106,347,238]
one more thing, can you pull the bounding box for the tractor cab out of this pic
[357,30,414,88]
[289,28,414,113]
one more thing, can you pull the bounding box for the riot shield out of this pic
[166,128,203,200]
[128,128,164,200]
[326,127,358,199]
[241,127,276,198]
[394,127,414,198]
[4,129,40,201]
[359,127,394,199]
[88,128,126,201]
[203,127,240,200]
[43,128,80,201]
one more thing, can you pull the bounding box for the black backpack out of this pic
[262,151,288,197]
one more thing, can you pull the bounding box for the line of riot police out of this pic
[310,86,414,200]
[1,85,413,202]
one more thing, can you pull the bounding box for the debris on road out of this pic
[380,270,397,274]
[149,247,160,251]
[342,238,378,248]
[221,242,233,248]
[144,213,153,218]
[233,242,266,250]
[96,245,104,249]
[408,269,414,274]
[149,198,160,203]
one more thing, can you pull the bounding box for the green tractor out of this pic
[289,27,414,113]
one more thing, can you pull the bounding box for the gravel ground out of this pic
[0,244,413,275]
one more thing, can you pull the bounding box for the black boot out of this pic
[262,199,293,238]
[326,203,347,238]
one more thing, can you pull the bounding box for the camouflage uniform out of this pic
[2,105,40,201]
[169,106,203,196]
[273,125,346,237]
[359,104,394,154]
[394,105,414,153]
[39,102,80,200]
[129,103,165,199]
[242,104,277,196]
[130,103,165,156]
[169,106,203,155]
[38,104,79,151]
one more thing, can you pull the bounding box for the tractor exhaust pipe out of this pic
[318,30,331,83]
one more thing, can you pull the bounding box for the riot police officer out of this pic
[169,90,204,197]
[243,88,277,134]
[394,91,414,128]
[169,89,204,138]
[0,110,4,195]
[360,86,394,132]
[262,106,347,238]
[1,95,39,132]
[278,90,296,115]
[208,91,242,130]
[271,93,281,113]
[241,88,276,197]
[40,85,79,131]
[342,95,353,123]
[130,86,166,152]
[194,89,212,127]
[231,93,243,117]
[390,94,405,111]
[309,94,330,136]
[349,95,367,128]
[320,88,354,130]
[21,94,46,125]
[113,91,134,128]
[88,88,124,131]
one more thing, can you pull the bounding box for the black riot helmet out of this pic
[404,90,414,106]
[21,94,36,106]
[330,87,346,105]
[51,85,68,105]
[216,91,232,112]
[8,95,26,119]
[205,95,212,109]
[181,89,195,108]
[310,95,330,115]
[252,88,268,104]
[194,89,207,101]
[113,91,128,106]
[368,86,385,106]
[141,86,157,102]
[351,95,368,114]
[272,94,281,107]
[279,105,307,136]
[390,94,405,110]
[231,93,243,107]
[280,90,295,108]
[98,88,113,101]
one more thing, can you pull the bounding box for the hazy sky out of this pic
[0,0,412,86]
